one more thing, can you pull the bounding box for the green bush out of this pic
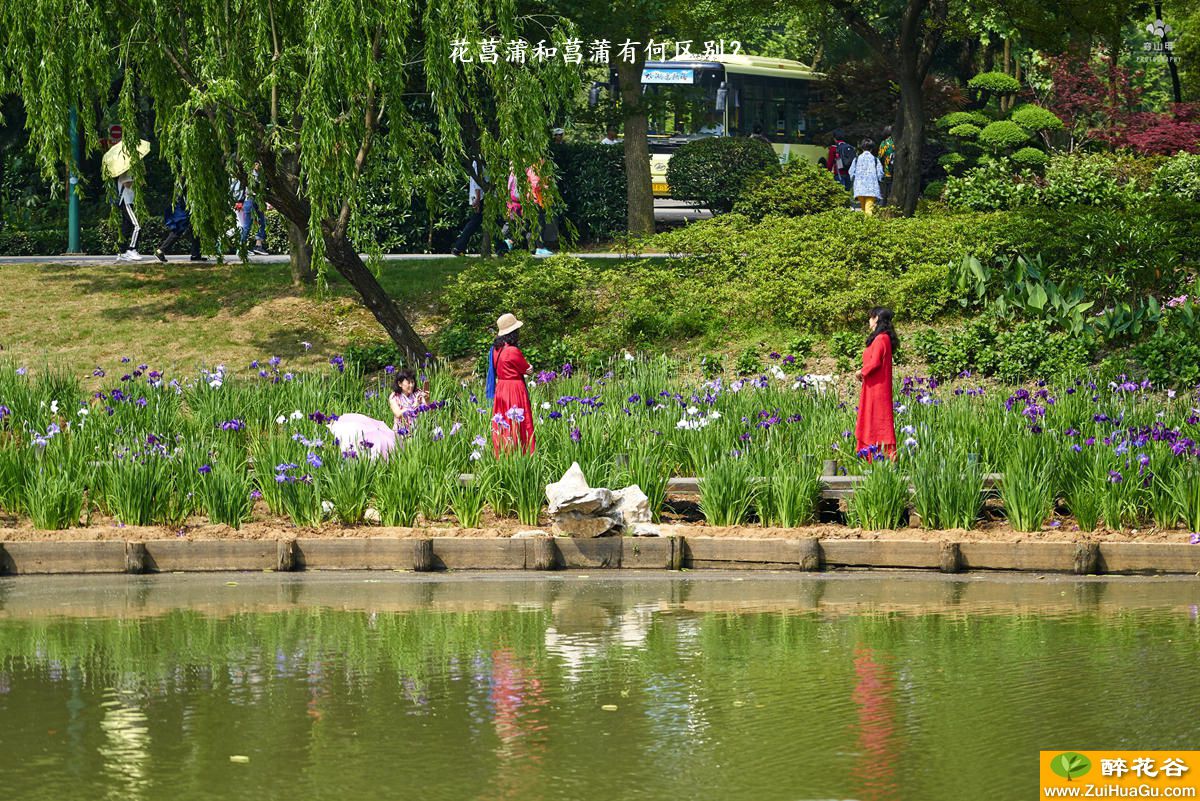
[980,320,1090,382]
[551,142,627,241]
[440,253,596,345]
[923,180,946,199]
[653,210,1004,333]
[937,152,968,172]
[977,120,1030,151]
[942,161,1039,211]
[948,123,982,139]
[937,111,992,129]
[1040,153,1141,208]
[733,159,849,218]
[829,330,862,372]
[1009,104,1064,133]
[1011,147,1050,169]
[1151,152,1200,202]
[1134,301,1200,388]
[968,71,1023,94]
[667,137,781,214]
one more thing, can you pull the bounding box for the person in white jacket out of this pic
[115,170,141,261]
[848,138,884,216]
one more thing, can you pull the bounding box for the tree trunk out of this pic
[617,54,654,237]
[1155,1,1183,104]
[323,233,427,360]
[286,220,315,286]
[892,67,925,216]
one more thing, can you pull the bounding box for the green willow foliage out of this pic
[0,0,577,345]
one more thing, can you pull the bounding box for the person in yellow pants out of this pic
[848,138,884,217]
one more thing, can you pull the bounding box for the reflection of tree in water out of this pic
[99,685,151,801]
[482,648,548,801]
[850,645,901,801]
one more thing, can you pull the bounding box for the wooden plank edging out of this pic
[0,536,1197,575]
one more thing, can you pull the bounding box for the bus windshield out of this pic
[642,67,726,138]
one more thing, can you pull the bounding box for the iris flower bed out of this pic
[0,356,1199,538]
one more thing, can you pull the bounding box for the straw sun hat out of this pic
[496,313,524,336]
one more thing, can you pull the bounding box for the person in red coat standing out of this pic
[488,313,536,455]
[855,307,898,460]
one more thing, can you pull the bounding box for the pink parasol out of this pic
[327,413,397,459]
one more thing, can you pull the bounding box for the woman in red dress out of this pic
[855,307,897,460]
[489,313,536,455]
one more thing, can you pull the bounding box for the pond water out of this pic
[1,571,1198,801]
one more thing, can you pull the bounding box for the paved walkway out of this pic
[0,251,667,265]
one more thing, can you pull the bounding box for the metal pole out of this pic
[67,106,81,253]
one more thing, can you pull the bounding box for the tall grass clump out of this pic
[619,439,673,522]
[105,453,168,526]
[496,454,544,526]
[1001,437,1055,532]
[909,435,983,530]
[320,452,378,524]
[700,458,756,527]
[196,460,255,529]
[1164,459,1200,532]
[846,457,909,530]
[25,467,85,530]
[374,457,423,527]
[450,482,486,528]
[757,464,823,528]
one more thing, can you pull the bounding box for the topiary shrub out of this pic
[1151,152,1200,202]
[923,180,946,199]
[948,123,982,139]
[968,71,1022,95]
[937,111,992,129]
[733,159,849,218]
[1009,104,1065,133]
[1011,147,1050,169]
[667,137,781,214]
[977,120,1030,151]
[937,152,968,173]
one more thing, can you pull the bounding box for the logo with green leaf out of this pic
[1051,752,1093,781]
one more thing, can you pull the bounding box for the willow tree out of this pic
[0,0,575,358]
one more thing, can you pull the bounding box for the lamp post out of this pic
[67,106,81,253]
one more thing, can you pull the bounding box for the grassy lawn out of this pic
[0,257,465,376]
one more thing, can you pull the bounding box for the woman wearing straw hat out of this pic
[486,313,536,455]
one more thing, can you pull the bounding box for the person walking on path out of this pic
[155,192,207,262]
[855,307,898,460]
[827,132,855,192]
[849,138,885,216]
[239,162,269,255]
[451,158,485,257]
[114,170,142,261]
[877,127,895,205]
[487,313,536,455]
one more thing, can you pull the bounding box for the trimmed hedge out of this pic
[550,142,627,241]
[733,160,849,218]
[667,137,780,214]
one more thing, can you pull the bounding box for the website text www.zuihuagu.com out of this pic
[1044,785,1198,797]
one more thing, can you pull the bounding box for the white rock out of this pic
[546,462,613,514]
[552,512,620,538]
[364,507,381,524]
[630,523,663,537]
[611,485,651,527]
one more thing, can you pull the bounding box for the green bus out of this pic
[631,53,828,196]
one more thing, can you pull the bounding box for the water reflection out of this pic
[99,688,150,801]
[0,574,1197,801]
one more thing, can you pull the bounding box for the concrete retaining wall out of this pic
[1,536,1197,576]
